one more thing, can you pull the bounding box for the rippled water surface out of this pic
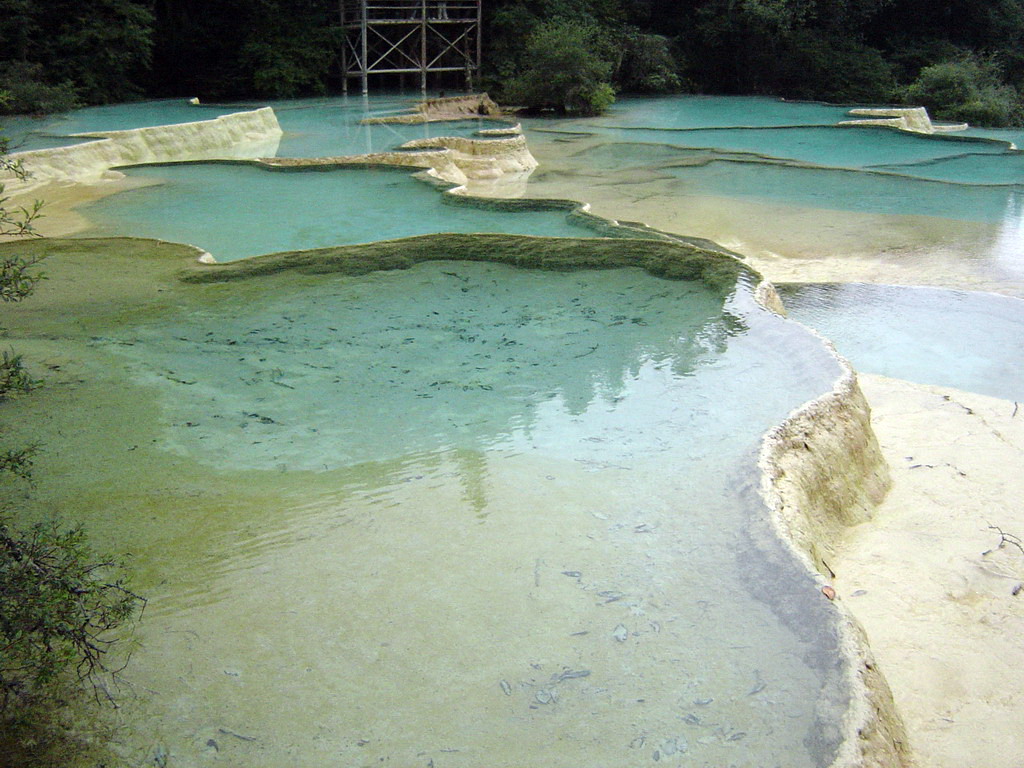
[5,252,846,767]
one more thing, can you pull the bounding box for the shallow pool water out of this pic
[3,93,492,155]
[518,100,1024,296]
[560,124,1008,170]
[80,164,593,260]
[779,283,1024,400]
[3,246,847,768]
[591,95,852,129]
[272,103,491,157]
[873,151,1024,185]
[38,94,1024,293]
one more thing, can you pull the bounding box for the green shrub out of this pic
[502,20,616,115]
[0,518,144,713]
[776,32,896,103]
[0,62,78,116]
[901,57,1023,126]
[615,30,683,93]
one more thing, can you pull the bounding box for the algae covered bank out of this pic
[0,97,910,768]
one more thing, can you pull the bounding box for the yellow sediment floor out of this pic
[831,375,1024,768]
[0,174,158,239]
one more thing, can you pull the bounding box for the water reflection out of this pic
[992,190,1024,281]
[4,245,849,767]
[779,282,1024,399]
[98,263,741,470]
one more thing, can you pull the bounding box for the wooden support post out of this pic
[420,0,428,92]
[360,0,369,95]
[340,0,348,93]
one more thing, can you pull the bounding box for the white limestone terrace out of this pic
[2,99,538,193]
[1,108,284,194]
[838,106,968,134]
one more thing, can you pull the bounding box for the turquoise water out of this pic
[590,95,852,129]
[873,151,1024,185]
[80,164,593,259]
[962,125,1024,149]
[522,97,1024,231]
[662,158,1024,222]
[539,139,1024,223]
[270,99,492,157]
[3,93,495,155]
[779,283,1024,400]
[32,95,1019,254]
[83,260,846,768]
[563,125,1008,170]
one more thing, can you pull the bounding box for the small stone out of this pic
[612,624,629,643]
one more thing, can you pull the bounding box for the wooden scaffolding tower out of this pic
[340,0,482,94]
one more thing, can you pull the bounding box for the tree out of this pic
[900,55,1024,125]
[1,124,46,407]
[0,132,144,764]
[614,28,683,93]
[146,0,339,100]
[0,0,154,112]
[501,20,616,115]
[236,0,338,99]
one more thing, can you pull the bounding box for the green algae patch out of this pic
[179,232,751,295]
[0,238,203,336]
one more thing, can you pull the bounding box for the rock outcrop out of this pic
[839,106,967,134]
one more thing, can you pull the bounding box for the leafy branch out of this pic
[0,518,146,712]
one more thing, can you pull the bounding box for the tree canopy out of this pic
[1,0,1023,121]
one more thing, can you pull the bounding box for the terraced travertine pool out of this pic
[3,237,848,767]
[4,92,1023,767]
[518,95,1024,298]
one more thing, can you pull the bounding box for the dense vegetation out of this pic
[0,0,1022,121]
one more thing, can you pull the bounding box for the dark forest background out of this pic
[1,0,1023,123]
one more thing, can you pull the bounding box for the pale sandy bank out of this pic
[835,374,1024,768]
